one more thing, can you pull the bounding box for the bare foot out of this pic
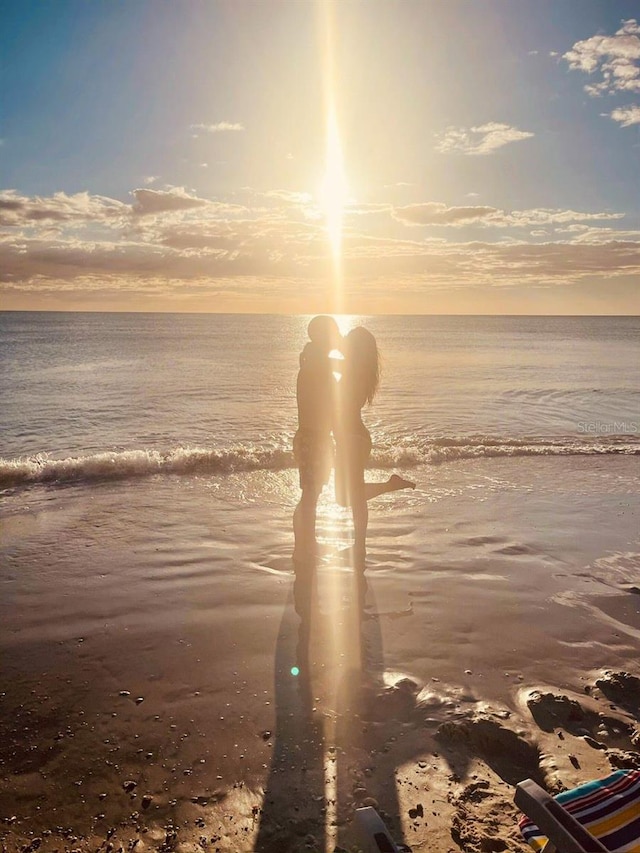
[338,545,366,569]
[293,541,333,564]
[389,473,416,491]
[293,547,318,566]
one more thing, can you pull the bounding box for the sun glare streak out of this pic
[316,5,358,849]
[317,0,348,314]
[319,103,348,271]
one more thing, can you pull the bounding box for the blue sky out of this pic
[1,0,639,312]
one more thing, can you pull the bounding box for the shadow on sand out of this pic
[254,556,406,852]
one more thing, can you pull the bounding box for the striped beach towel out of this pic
[519,770,640,852]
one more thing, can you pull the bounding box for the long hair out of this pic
[345,326,380,406]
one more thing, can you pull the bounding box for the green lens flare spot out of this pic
[290,666,300,677]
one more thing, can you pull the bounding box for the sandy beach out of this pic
[2,0,640,844]
[1,454,639,853]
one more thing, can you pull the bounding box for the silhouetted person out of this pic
[292,316,341,562]
[335,326,415,567]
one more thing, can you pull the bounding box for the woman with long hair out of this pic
[334,326,414,565]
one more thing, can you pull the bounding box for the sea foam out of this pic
[1,435,638,490]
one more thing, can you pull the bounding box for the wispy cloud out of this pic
[190,121,245,135]
[608,104,640,126]
[393,202,624,228]
[1,187,638,305]
[0,190,126,226]
[0,187,241,229]
[434,122,534,155]
[131,188,208,216]
[563,19,640,96]
[142,175,159,185]
[557,224,640,243]
[394,203,499,225]
[3,232,638,298]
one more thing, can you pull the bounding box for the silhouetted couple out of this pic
[293,316,414,568]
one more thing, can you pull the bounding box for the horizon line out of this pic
[1,310,639,318]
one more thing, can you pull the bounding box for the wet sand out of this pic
[1,456,639,852]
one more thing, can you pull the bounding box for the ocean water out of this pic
[2,312,640,650]
[1,312,639,489]
[2,312,640,851]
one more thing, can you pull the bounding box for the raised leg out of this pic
[363,473,416,501]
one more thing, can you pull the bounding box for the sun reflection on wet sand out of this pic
[316,487,349,851]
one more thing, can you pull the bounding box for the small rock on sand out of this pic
[583,735,607,750]
[526,691,584,732]
[595,671,640,706]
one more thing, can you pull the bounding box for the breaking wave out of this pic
[1,434,639,490]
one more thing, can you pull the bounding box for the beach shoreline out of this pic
[1,455,639,852]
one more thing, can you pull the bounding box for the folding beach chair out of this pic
[515,770,640,853]
[354,806,412,852]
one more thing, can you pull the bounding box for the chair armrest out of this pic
[354,806,402,852]
[515,778,608,853]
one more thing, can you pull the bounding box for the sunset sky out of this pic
[2,0,639,314]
